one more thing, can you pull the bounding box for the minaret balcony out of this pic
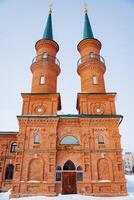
[77,53,105,67]
[32,53,60,67]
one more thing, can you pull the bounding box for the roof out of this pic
[43,11,53,40]
[21,92,60,95]
[77,92,117,95]
[83,12,94,39]
[0,132,18,135]
[17,114,123,119]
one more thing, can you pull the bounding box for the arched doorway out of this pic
[62,160,77,194]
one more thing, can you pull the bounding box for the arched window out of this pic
[56,166,62,181]
[10,142,17,153]
[98,135,104,144]
[92,75,98,85]
[77,165,83,181]
[63,160,76,170]
[60,136,79,145]
[34,134,40,144]
[40,75,45,85]
[5,164,14,180]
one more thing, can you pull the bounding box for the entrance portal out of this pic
[62,172,77,194]
[62,160,77,194]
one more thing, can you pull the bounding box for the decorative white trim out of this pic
[98,180,111,182]
[28,180,40,183]
[92,180,111,183]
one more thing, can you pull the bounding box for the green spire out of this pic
[83,8,94,39]
[43,8,53,40]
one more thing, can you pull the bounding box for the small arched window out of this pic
[10,142,17,153]
[92,75,98,85]
[60,136,79,145]
[40,75,45,85]
[98,135,104,144]
[34,134,40,144]
[5,164,14,180]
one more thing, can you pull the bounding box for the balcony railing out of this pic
[77,53,105,66]
[32,53,60,66]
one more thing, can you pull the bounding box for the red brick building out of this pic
[0,8,127,197]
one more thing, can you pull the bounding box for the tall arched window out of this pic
[77,165,83,181]
[60,136,79,145]
[98,135,104,144]
[34,134,40,144]
[10,142,17,153]
[5,164,14,180]
[40,75,45,85]
[56,166,62,181]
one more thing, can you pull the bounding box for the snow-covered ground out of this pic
[0,175,134,200]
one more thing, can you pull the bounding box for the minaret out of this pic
[77,8,106,93]
[12,9,61,197]
[76,8,127,197]
[21,8,61,116]
[77,8,116,115]
[31,8,60,93]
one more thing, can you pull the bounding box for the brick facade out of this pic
[0,10,127,198]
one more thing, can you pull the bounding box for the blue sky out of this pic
[0,0,134,152]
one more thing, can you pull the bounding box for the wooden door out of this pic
[62,172,77,194]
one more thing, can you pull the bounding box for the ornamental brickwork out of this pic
[0,10,127,198]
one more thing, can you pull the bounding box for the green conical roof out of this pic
[43,10,53,40]
[83,12,94,39]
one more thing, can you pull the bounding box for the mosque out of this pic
[0,7,127,198]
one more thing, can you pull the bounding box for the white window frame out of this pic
[92,75,98,85]
[40,75,45,85]
[34,134,40,144]
[98,135,105,144]
[42,52,48,59]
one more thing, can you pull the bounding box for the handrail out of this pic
[77,53,105,66]
[32,54,60,66]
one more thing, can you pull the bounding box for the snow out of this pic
[0,175,134,200]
